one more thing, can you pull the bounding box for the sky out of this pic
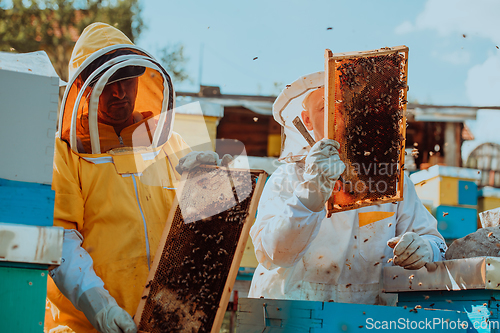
[137,0,500,107]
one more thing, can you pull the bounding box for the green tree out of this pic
[0,0,143,81]
[158,43,190,84]
[272,81,284,96]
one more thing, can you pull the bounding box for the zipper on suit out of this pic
[131,175,151,270]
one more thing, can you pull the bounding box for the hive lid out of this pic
[410,165,482,184]
[0,223,63,265]
[383,257,500,292]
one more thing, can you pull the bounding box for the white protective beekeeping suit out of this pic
[248,72,447,305]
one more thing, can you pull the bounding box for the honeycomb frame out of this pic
[324,46,409,215]
[134,165,268,332]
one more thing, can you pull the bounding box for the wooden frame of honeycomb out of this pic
[324,46,409,216]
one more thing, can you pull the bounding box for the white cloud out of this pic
[397,0,500,43]
[395,21,414,35]
[398,0,500,105]
[431,50,471,65]
[466,53,500,105]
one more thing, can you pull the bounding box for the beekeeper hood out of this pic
[58,22,175,154]
[273,71,324,162]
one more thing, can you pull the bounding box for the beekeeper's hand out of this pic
[175,151,234,174]
[387,232,433,270]
[294,139,345,212]
[78,287,137,333]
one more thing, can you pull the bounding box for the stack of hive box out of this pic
[0,51,63,332]
[410,165,481,242]
[478,187,500,222]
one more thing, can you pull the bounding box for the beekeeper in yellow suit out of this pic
[45,22,228,333]
[249,72,447,305]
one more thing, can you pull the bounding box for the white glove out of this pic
[175,151,234,174]
[77,287,137,333]
[294,139,345,212]
[387,232,433,270]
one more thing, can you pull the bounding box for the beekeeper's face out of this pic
[301,87,325,141]
[301,87,346,146]
[98,77,139,127]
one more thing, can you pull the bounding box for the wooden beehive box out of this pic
[134,165,267,332]
[324,46,409,215]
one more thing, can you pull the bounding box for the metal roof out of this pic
[178,98,490,121]
[176,93,274,116]
[178,89,500,122]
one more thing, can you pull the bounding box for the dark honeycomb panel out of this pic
[135,166,265,333]
[329,50,407,212]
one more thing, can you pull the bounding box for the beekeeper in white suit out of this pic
[249,72,447,305]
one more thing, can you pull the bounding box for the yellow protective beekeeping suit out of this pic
[45,22,190,333]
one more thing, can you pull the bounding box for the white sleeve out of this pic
[395,174,447,261]
[250,164,325,269]
[48,229,105,309]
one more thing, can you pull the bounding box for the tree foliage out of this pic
[0,0,143,81]
[158,43,190,84]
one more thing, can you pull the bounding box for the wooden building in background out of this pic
[177,86,281,175]
[405,104,480,170]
